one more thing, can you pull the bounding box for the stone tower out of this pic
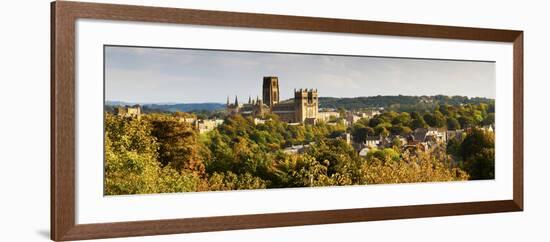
[294,88,318,124]
[262,76,280,108]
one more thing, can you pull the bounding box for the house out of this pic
[253,118,266,125]
[339,133,351,145]
[179,117,196,124]
[387,135,407,147]
[283,144,311,154]
[195,119,224,134]
[359,109,381,119]
[317,110,340,122]
[411,127,447,144]
[114,105,141,119]
[364,135,381,148]
[345,112,362,125]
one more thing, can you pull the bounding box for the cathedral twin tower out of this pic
[227,76,319,124]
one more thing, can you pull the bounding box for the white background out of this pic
[0,0,547,241]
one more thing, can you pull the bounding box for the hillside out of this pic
[105,101,225,113]
[319,95,494,112]
[106,95,494,114]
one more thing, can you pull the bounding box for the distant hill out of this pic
[319,95,494,112]
[105,101,225,113]
[106,95,494,114]
[144,103,225,112]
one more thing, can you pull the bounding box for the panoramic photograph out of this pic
[104,45,496,196]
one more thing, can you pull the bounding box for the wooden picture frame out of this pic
[51,1,523,241]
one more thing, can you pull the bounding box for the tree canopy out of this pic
[104,99,494,195]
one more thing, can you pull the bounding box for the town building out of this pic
[179,116,196,124]
[345,112,362,125]
[114,105,141,119]
[364,135,381,148]
[283,144,312,154]
[411,127,447,144]
[359,109,382,119]
[196,119,224,134]
[317,110,340,123]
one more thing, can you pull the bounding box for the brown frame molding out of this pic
[51,1,523,241]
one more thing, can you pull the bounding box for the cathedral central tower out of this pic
[262,76,280,108]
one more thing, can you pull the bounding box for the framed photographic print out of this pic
[51,1,523,241]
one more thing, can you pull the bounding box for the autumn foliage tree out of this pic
[104,99,493,195]
[460,128,495,179]
[148,114,207,175]
[104,113,203,195]
[361,148,468,184]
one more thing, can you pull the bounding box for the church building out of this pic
[226,76,319,124]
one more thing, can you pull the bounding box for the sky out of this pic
[105,46,495,104]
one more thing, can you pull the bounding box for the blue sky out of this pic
[105,46,495,103]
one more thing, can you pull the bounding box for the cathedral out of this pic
[226,76,319,124]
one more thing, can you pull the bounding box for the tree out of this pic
[423,113,436,127]
[391,112,411,126]
[432,111,446,127]
[423,112,445,127]
[361,151,468,184]
[270,154,334,187]
[104,114,161,195]
[481,113,495,126]
[104,97,495,194]
[351,125,374,143]
[149,114,207,175]
[366,148,400,163]
[458,116,475,129]
[411,111,421,120]
[460,129,495,180]
[439,104,454,116]
[368,115,390,127]
[375,126,390,137]
[411,117,428,129]
[104,113,204,195]
[391,137,403,149]
[389,125,409,135]
[466,149,495,180]
[207,171,267,191]
[446,117,461,130]
[307,139,361,184]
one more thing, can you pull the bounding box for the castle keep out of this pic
[226,76,319,124]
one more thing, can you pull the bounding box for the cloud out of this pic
[105,46,495,103]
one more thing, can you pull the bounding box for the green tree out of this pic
[458,116,475,129]
[104,114,161,195]
[207,171,267,191]
[481,113,495,126]
[446,117,461,130]
[307,139,361,184]
[361,151,468,184]
[105,113,204,195]
[411,117,428,129]
[351,125,374,143]
[460,129,495,179]
[391,112,412,126]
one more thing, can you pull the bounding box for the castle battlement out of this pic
[294,88,317,94]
